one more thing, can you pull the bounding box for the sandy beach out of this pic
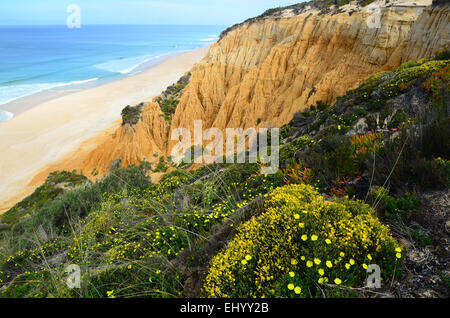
[0,46,210,213]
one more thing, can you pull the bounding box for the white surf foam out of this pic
[94,54,163,75]
[0,110,14,123]
[0,78,99,106]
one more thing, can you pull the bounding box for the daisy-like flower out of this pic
[326,260,333,268]
[294,286,302,294]
[289,272,295,278]
[349,259,355,265]
[318,268,324,276]
[245,255,252,261]
[301,235,308,241]
[291,259,298,265]
[325,239,331,245]
[334,278,342,285]
[288,284,294,290]
[311,235,318,241]
[306,261,313,268]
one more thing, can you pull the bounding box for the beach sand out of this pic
[0,46,210,214]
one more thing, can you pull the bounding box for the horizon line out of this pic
[0,23,228,27]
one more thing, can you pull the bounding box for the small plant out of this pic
[283,162,315,185]
[374,188,420,220]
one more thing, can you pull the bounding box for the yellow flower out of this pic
[334,278,342,285]
[314,258,321,265]
[326,261,332,268]
[339,252,345,257]
[306,261,313,268]
[301,256,306,261]
[288,284,295,290]
[127,264,132,270]
[345,263,351,270]
[294,286,302,294]
[241,260,247,265]
[362,263,368,269]
[395,247,402,253]
[349,259,355,265]
[318,278,324,284]
[299,223,305,228]
[318,268,324,276]
[325,239,331,245]
[289,272,295,278]
[311,235,318,241]
[301,235,308,241]
[367,254,372,261]
[396,253,402,259]
[245,255,252,261]
[294,214,300,220]
[291,259,298,265]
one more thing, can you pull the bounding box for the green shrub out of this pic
[121,103,143,126]
[374,188,420,220]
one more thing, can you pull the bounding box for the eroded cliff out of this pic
[25,0,450,196]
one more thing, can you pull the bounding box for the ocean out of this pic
[0,25,224,123]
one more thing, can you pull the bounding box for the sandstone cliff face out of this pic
[80,102,169,177]
[29,102,168,183]
[171,2,449,137]
[30,2,450,186]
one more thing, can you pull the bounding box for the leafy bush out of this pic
[202,184,402,298]
[121,103,144,126]
[373,188,420,220]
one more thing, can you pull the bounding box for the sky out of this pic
[0,0,305,26]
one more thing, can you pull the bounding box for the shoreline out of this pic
[0,51,186,119]
[0,46,210,214]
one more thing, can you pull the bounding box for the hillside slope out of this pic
[1,53,448,298]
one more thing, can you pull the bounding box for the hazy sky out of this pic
[0,0,305,26]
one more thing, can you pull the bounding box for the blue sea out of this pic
[0,25,224,122]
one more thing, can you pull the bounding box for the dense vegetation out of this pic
[0,54,448,298]
[121,103,144,126]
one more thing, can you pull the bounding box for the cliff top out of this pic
[219,0,434,40]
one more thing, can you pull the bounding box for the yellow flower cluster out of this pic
[202,184,401,298]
